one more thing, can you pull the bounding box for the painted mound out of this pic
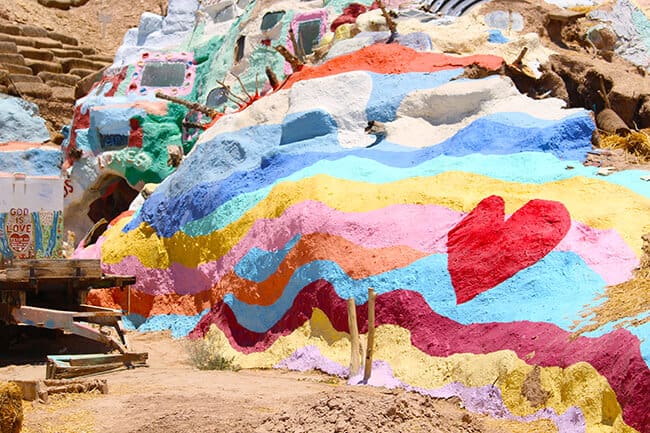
[84,41,650,433]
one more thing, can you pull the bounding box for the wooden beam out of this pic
[347,298,360,376]
[363,288,377,382]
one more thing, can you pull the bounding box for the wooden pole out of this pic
[347,298,360,376]
[274,45,304,72]
[127,286,131,315]
[363,288,376,382]
[154,91,220,117]
[265,66,279,90]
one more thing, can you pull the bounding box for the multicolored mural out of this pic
[81,41,650,433]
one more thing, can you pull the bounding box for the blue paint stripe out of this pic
[127,112,596,237]
[45,212,60,257]
[234,234,301,282]
[225,251,604,334]
[0,214,11,257]
[32,212,43,257]
[177,151,650,238]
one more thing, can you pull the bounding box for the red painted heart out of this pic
[447,195,570,304]
[9,233,31,253]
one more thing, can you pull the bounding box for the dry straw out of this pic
[0,381,23,433]
[600,131,650,162]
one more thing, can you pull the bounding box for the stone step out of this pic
[0,34,36,47]
[19,25,48,38]
[0,53,25,66]
[33,38,63,49]
[25,59,62,74]
[0,84,9,93]
[38,71,79,86]
[51,86,75,103]
[18,47,54,62]
[59,57,96,73]
[85,54,114,63]
[62,44,95,55]
[0,41,17,53]
[0,63,33,74]
[46,30,78,46]
[69,67,95,78]
[13,81,53,98]
[50,48,84,59]
[8,73,43,83]
[0,23,21,36]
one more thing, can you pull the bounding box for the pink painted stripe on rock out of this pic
[100,201,636,296]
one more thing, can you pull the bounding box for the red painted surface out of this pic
[64,105,91,169]
[283,44,504,88]
[447,196,571,304]
[330,2,379,32]
[190,283,650,433]
[128,118,143,148]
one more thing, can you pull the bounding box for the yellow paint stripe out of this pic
[102,172,650,267]
[201,309,637,432]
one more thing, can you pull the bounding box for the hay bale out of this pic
[600,131,650,162]
[0,382,23,433]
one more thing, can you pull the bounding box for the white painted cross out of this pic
[98,12,113,39]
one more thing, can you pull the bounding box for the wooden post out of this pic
[347,298,360,376]
[126,286,131,315]
[363,288,376,382]
[154,91,221,118]
[274,45,304,72]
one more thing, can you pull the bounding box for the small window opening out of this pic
[234,36,246,63]
[261,11,285,31]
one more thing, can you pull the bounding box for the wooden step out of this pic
[0,41,17,54]
[0,53,25,65]
[51,86,75,103]
[59,57,96,73]
[85,54,114,63]
[37,0,73,11]
[69,67,95,78]
[0,63,32,74]
[18,47,54,62]
[37,71,79,86]
[25,59,63,74]
[0,34,36,47]
[8,73,43,83]
[13,81,53,98]
[62,44,95,55]
[33,38,63,49]
[0,23,21,36]
[18,25,49,38]
[50,48,84,59]
[46,30,78,46]
[46,79,73,88]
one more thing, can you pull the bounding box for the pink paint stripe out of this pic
[100,201,637,296]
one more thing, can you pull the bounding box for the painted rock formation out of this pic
[65,0,650,432]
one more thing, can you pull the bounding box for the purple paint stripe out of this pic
[275,346,586,433]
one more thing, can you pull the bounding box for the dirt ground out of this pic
[0,331,553,433]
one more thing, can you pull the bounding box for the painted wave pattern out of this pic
[96,62,650,432]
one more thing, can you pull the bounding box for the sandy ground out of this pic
[0,331,551,433]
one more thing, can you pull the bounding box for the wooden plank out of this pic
[347,298,360,377]
[6,259,102,279]
[363,288,377,382]
[0,275,135,289]
[49,362,125,379]
[67,353,148,366]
